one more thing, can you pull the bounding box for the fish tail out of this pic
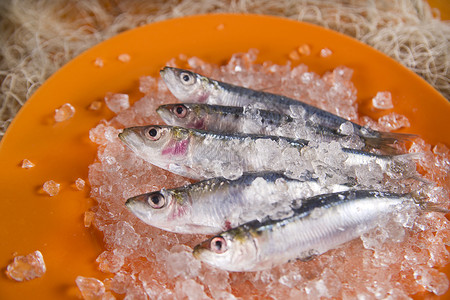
[411,191,450,213]
[377,131,418,144]
[364,132,418,153]
[387,153,421,178]
[363,139,398,154]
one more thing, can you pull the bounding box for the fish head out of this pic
[157,103,206,129]
[160,67,211,103]
[125,189,190,231]
[119,125,191,164]
[193,228,259,272]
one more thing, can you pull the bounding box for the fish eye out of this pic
[145,126,162,141]
[172,104,188,118]
[148,193,165,209]
[179,72,196,85]
[210,236,228,254]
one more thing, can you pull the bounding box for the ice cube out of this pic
[166,245,201,279]
[88,100,102,111]
[75,178,85,190]
[43,180,60,196]
[112,221,140,249]
[289,50,300,61]
[84,211,95,228]
[96,250,125,273]
[320,48,333,58]
[76,276,106,299]
[21,159,35,169]
[378,113,410,130]
[104,93,130,114]
[414,266,449,296]
[298,44,311,56]
[338,121,355,135]
[93,58,104,68]
[139,76,158,94]
[118,53,131,63]
[372,91,394,109]
[175,279,209,300]
[6,251,46,281]
[433,143,450,157]
[278,271,303,288]
[54,103,75,122]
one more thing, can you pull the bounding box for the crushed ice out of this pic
[6,250,46,281]
[43,180,60,196]
[85,50,450,299]
[21,159,35,169]
[54,103,75,122]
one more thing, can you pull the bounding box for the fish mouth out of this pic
[117,128,141,152]
[125,197,134,208]
[192,244,205,259]
[118,130,127,142]
[155,105,166,115]
[125,195,153,221]
[118,127,136,144]
[160,67,178,84]
[156,106,173,124]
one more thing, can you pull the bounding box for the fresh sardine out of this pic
[118,125,413,180]
[157,103,402,152]
[125,172,352,234]
[193,190,418,272]
[160,67,416,147]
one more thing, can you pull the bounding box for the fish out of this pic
[157,103,402,152]
[156,103,295,134]
[118,125,415,180]
[160,67,416,147]
[125,172,352,234]
[192,190,423,272]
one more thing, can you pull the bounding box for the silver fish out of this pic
[157,103,294,133]
[193,190,418,272]
[157,103,401,152]
[125,172,351,234]
[118,125,413,180]
[160,67,416,146]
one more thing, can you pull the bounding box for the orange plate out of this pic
[0,14,449,299]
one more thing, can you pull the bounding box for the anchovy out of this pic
[118,125,408,180]
[157,103,401,152]
[193,190,417,272]
[160,67,416,146]
[125,172,352,234]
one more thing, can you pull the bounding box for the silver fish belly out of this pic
[125,172,352,234]
[118,125,410,180]
[193,190,414,272]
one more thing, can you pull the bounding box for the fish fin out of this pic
[411,191,450,214]
[298,254,317,262]
[297,249,319,262]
